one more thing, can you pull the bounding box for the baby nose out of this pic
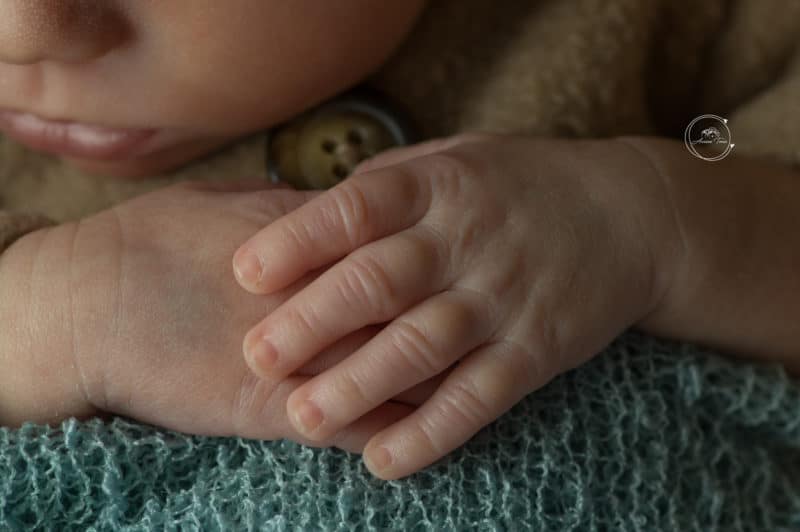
[0,1,128,65]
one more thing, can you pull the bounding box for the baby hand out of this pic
[234,134,682,479]
[0,181,438,452]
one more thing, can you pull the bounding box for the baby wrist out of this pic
[0,225,100,426]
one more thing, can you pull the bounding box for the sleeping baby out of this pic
[1,0,799,480]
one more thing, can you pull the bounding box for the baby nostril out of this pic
[321,140,336,153]
[0,1,129,65]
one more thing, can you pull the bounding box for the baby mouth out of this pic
[0,109,158,161]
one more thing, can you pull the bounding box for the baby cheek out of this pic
[130,1,420,134]
[130,6,302,127]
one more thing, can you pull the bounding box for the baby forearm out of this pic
[625,137,800,373]
[0,225,99,426]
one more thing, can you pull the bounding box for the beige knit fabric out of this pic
[1,0,798,251]
[0,211,52,252]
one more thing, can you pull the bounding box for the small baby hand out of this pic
[234,134,682,479]
[0,181,440,452]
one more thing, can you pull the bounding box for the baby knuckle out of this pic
[453,285,501,335]
[328,182,373,248]
[479,252,528,310]
[439,378,492,428]
[436,295,482,339]
[422,152,475,199]
[411,412,449,458]
[286,303,326,338]
[338,252,396,316]
[505,325,558,387]
[390,318,445,377]
[447,215,489,268]
[332,371,375,406]
[282,217,318,258]
[230,372,280,439]
[400,230,442,271]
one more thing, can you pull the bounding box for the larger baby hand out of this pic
[233,134,684,479]
[0,181,437,452]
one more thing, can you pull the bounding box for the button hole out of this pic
[347,130,363,146]
[322,140,336,153]
[332,164,349,179]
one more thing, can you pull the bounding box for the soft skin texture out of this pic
[2,0,800,484]
[3,133,800,480]
[234,134,678,478]
[234,135,800,480]
[0,182,443,450]
[0,0,426,177]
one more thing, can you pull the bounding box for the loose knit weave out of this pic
[3,331,800,531]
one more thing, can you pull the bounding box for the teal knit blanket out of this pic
[2,331,800,531]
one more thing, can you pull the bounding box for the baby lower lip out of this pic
[0,110,158,161]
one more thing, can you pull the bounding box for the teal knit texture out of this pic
[2,332,800,531]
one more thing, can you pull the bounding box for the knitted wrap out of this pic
[3,331,799,531]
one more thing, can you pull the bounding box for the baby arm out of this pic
[0,222,100,426]
[621,137,800,373]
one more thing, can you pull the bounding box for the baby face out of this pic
[0,1,425,177]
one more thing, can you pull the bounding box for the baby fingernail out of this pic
[245,335,278,375]
[366,446,393,473]
[294,400,324,435]
[234,250,263,288]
